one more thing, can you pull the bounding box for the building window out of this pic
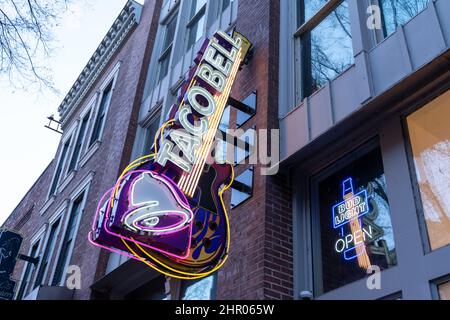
[438,281,450,300]
[89,81,113,146]
[52,192,86,286]
[68,111,91,172]
[186,0,207,50]
[181,274,217,300]
[158,12,178,82]
[406,90,450,251]
[33,217,61,288]
[216,0,233,16]
[49,136,72,197]
[376,0,430,38]
[296,0,354,98]
[142,113,161,156]
[16,238,41,300]
[311,143,397,295]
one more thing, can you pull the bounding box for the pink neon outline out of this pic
[102,170,194,260]
[91,188,115,232]
[88,231,141,262]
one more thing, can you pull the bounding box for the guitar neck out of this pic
[177,50,244,198]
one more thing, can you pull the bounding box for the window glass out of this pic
[162,14,177,51]
[312,146,397,294]
[438,281,450,300]
[158,12,178,82]
[301,0,353,97]
[231,167,254,208]
[16,240,40,299]
[222,0,231,11]
[297,0,329,26]
[406,90,450,251]
[190,0,207,17]
[187,0,206,49]
[90,81,113,146]
[34,218,61,288]
[187,14,206,49]
[69,112,90,172]
[49,137,71,196]
[142,114,161,156]
[181,274,216,300]
[52,193,85,286]
[379,0,430,37]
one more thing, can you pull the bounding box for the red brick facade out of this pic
[217,0,293,300]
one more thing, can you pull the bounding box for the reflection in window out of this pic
[181,274,216,300]
[231,167,253,208]
[142,113,161,156]
[187,0,206,50]
[297,0,329,26]
[438,281,450,300]
[407,90,450,251]
[49,137,72,196]
[158,12,178,82]
[68,111,91,172]
[215,106,230,164]
[313,146,397,295]
[379,0,430,37]
[90,81,113,146]
[301,1,353,97]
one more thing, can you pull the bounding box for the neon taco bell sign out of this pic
[89,30,253,280]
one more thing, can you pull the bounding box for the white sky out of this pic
[0,0,134,225]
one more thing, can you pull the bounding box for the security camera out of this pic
[299,290,314,300]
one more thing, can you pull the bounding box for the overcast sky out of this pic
[0,0,135,225]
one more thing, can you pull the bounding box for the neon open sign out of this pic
[89,30,252,280]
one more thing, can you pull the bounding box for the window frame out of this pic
[294,0,354,100]
[157,10,179,82]
[140,105,162,157]
[401,88,450,254]
[47,123,78,199]
[86,62,120,150]
[370,0,431,42]
[67,96,96,173]
[32,207,65,290]
[49,172,93,286]
[15,227,45,300]
[185,0,207,51]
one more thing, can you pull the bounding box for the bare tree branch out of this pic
[0,0,71,91]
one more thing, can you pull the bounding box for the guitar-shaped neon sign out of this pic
[89,30,252,279]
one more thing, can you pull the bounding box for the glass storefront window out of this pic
[312,144,397,294]
[379,0,430,37]
[406,90,450,251]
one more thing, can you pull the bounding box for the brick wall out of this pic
[217,0,293,300]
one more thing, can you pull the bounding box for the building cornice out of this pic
[57,0,143,127]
